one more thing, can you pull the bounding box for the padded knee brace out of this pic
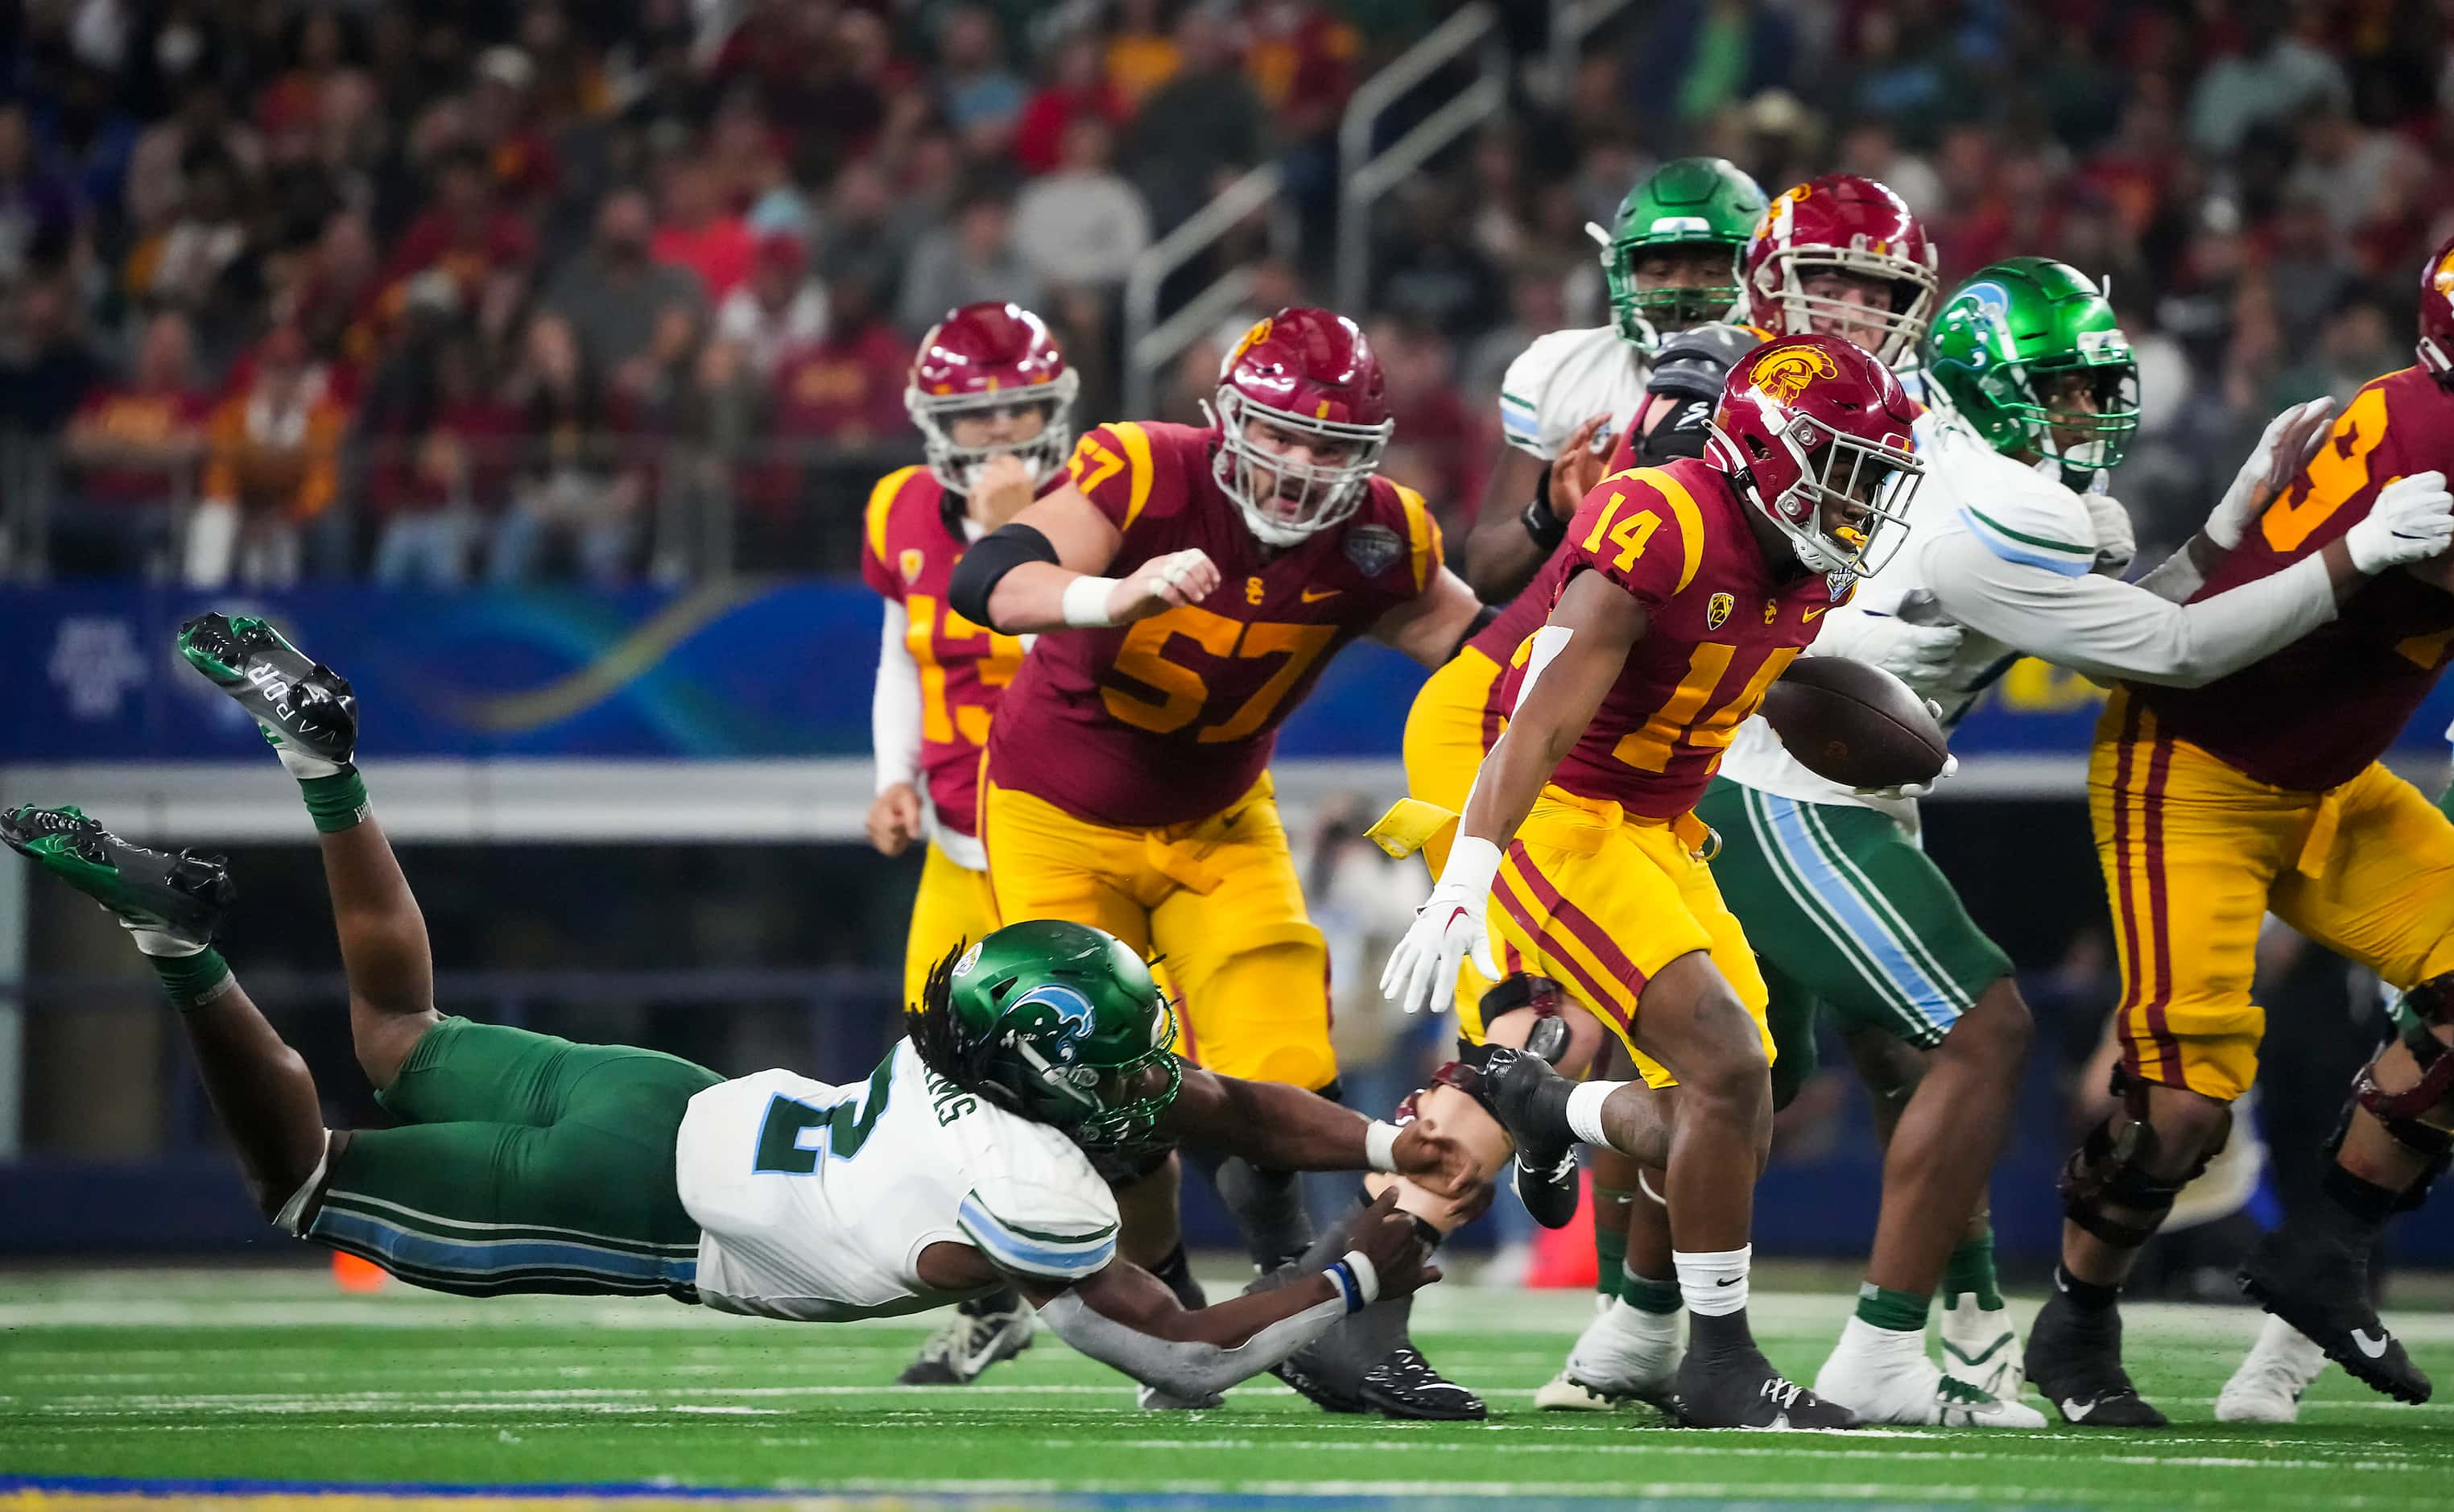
[2057,1068,2228,1249]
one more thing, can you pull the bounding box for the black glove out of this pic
[1635,321,1762,465]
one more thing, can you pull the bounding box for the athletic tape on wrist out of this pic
[1364,1120,1403,1173]
[1328,1248,1380,1312]
[1061,576,1121,628]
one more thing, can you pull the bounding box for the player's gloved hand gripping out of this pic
[2345,469,2454,572]
[1381,837,1502,1015]
[2204,398,2337,551]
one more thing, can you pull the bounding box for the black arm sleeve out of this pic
[948,523,1059,630]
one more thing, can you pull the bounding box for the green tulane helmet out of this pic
[1924,257,2142,474]
[919,920,1181,1146]
[1595,156,1769,353]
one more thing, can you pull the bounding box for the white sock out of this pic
[1564,1080,1624,1146]
[1675,1246,1750,1317]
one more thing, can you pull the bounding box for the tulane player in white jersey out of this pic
[4,614,1475,1406]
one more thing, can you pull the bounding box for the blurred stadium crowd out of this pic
[0,0,2447,587]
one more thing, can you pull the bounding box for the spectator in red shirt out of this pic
[736,276,907,533]
[651,157,757,300]
[370,334,524,587]
[1011,33,1130,178]
[469,47,561,210]
[381,147,538,317]
[56,311,211,577]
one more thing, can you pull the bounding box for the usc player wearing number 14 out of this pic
[949,308,1486,1417]
[860,302,1077,1388]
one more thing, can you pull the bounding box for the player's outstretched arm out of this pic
[1464,413,1611,602]
[1383,570,1645,1017]
[1368,566,1490,670]
[1017,1189,1436,1401]
[948,484,1218,634]
[1156,1064,1483,1200]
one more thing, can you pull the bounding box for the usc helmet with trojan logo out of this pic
[911,919,1182,1148]
[1705,334,1923,577]
[1206,307,1396,547]
[2418,232,2454,389]
[905,302,1082,494]
[1742,175,1940,368]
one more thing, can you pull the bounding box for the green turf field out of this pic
[3,1268,2451,1510]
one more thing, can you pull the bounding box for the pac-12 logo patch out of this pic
[954,941,983,977]
[1345,523,1403,576]
[899,548,924,585]
[1706,592,1733,630]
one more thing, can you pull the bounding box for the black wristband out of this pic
[1520,484,1567,552]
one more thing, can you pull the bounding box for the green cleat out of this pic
[179,613,357,770]
[1,804,233,947]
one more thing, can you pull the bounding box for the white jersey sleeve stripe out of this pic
[1960,504,2094,577]
[957,1190,1118,1280]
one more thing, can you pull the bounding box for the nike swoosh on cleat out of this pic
[2352,1328,2391,1360]
[2061,1398,2097,1422]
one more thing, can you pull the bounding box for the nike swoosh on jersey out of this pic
[1301,588,1341,602]
[1802,605,1828,622]
[2352,1328,2392,1359]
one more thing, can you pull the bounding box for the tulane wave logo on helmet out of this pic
[1748,343,1839,403]
[1009,984,1098,1064]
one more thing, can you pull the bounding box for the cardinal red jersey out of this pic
[989,421,1444,828]
[860,465,1026,839]
[2134,366,2454,792]
[1495,458,1849,820]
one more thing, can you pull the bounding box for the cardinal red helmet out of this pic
[2419,233,2454,388]
[1208,308,1395,544]
[1705,334,1924,577]
[905,302,1080,493]
[1742,176,1940,368]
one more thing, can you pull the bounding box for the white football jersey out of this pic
[1497,325,1651,461]
[1716,406,2105,824]
[674,1039,1119,1322]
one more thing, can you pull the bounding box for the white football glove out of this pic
[2345,470,2454,574]
[1380,837,1502,1016]
[2206,398,2336,551]
[1855,613,1965,694]
[2083,490,2137,577]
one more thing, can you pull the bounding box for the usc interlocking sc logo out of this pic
[1231,317,1275,364]
[1747,344,1840,403]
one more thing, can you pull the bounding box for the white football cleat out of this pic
[1533,1370,1622,1411]
[1547,1298,1680,1408]
[2216,1314,2328,1423]
[1940,1294,2022,1399]
[1816,1317,2046,1427]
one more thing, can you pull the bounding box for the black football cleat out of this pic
[2022,1286,2168,1427]
[1272,1344,1367,1414]
[1460,1043,1582,1229]
[1358,1345,1487,1421]
[2240,1221,2431,1403]
[179,613,358,768]
[1671,1349,1857,1430]
[2,804,233,947]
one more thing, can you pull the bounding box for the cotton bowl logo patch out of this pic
[1345,523,1403,576]
[1010,984,1097,1063]
[1748,344,1840,403]
[1707,592,1733,630]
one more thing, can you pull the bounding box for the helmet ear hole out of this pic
[988,977,1019,1003]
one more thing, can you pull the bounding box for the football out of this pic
[1758,656,1950,790]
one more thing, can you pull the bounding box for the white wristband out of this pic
[1341,1248,1380,1307]
[1364,1119,1403,1173]
[1061,575,1120,628]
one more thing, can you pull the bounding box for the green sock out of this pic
[1619,1271,1682,1316]
[301,769,369,834]
[1592,1186,1633,1297]
[1855,1281,1931,1332]
[1943,1231,2005,1309]
[148,948,235,1010]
